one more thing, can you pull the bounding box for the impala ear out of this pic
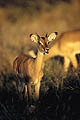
[48,32,58,42]
[30,34,40,43]
[45,33,49,37]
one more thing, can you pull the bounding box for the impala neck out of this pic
[44,43,59,61]
[50,44,59,56]
[34,50,44,74]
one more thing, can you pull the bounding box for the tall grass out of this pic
[0,0,80,119]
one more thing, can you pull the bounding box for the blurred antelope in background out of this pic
[44,29,80,72]
[13,32,58,101]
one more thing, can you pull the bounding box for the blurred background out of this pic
[0,0,80,72]
[0,0,80,119]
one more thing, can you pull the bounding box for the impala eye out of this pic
[47,41,50,44]
[39,41,44,46]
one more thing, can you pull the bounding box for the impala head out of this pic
[30,32,58,54]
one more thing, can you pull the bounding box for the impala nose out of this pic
[45,48,49,54]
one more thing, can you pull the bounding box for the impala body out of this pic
[13,32,58,101]
[44,29,80,72]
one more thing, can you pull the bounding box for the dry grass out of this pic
[0,0,80,119]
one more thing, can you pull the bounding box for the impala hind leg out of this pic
[70,55,78,70]
[64,57,70,72]
[27,83,32,103]
[24,85,27,97]
[35,81,40,100]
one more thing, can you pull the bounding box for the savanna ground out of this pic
[0,0,80,120]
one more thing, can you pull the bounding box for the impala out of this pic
[13,32,58,101]
[44,29,80,72]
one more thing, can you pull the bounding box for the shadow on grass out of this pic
[38,87,80,120]
[0,61,80,120]
[0,87,80,120]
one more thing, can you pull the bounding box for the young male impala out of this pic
[44,29,80,72]
[13,32,58,101]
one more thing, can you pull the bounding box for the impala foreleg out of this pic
[27,83,32,102]
[35,81,40,100]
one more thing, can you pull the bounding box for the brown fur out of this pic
[13,32,57,101]
[44,29,80,72]
[13,53,44,100]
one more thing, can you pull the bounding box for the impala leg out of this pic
[64,57,70,72]
[24,85,27,97]
[35,81,40,100]
[27,83,32,102]
[70,55,78,69]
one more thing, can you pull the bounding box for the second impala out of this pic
[44,29,80,72]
